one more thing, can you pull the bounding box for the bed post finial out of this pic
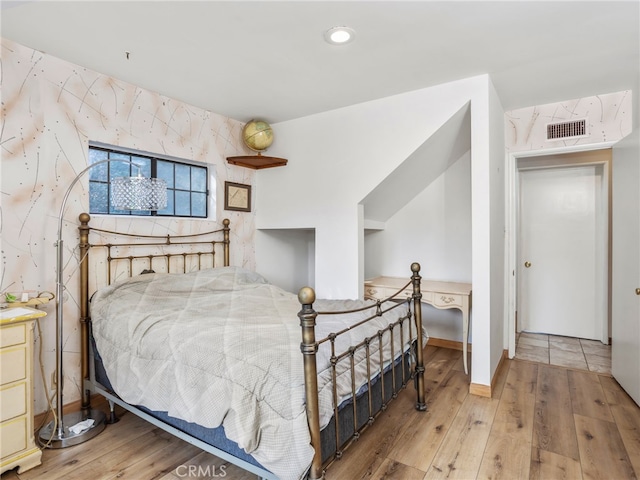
[411,263,427,411]
[298,287,323,479]
[222,218,230,266]
[78,213,92,411]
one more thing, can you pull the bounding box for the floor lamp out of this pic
[38,159,167,448]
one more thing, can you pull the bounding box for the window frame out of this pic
[88,142,214,219]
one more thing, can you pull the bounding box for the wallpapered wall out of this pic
[505,90,632,150]
[1,39,256,413]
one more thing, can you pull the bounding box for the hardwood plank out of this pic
[477,361,537,480]
[425,393,499,479]
[18,412,157,480]
[423,347,463,400]
[387,369,469,471]
[369,458,424,480]
[574,413,637,480]
[14,346,638,480]
[324,385,418,480]
[424,347,461,384]
[568,370,614,422]
[57,428,179,480]
[529,447,583,480]
[101,434,202,480]
[599,375,640,477]
[533,364,580,460]
[158,450,255,480]
[489,357,511,401]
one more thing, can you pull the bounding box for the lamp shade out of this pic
[112,176,167,211]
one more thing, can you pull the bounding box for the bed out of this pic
[77,213,427,480]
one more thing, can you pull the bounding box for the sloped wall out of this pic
[256,75,504,389]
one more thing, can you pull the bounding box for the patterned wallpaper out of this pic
[505,90,632,151]
[1,38,256,413]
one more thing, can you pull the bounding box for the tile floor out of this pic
[515,331,612,374]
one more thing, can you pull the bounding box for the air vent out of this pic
[546,119,588,140]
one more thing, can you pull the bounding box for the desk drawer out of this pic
[398,289,413,301]
[421,291,435,303]
[364,286,386,300]
[433,293,464,309]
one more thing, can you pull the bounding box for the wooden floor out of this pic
[3,345,639,480]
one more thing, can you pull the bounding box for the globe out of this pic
[242,119,274,152]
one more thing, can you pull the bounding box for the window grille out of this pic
[88,143,210,218]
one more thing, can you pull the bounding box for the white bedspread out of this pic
[90,267,416,480]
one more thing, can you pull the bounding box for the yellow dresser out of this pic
[1,307,45,474]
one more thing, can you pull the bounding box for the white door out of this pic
[518,165,607,341]
[611,137,640,406]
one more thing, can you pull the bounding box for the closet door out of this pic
[518,164,607,341]
[612,136,640,407]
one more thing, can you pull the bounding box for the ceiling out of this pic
[2,1,639,124]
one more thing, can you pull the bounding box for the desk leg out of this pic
[462,298,470,375]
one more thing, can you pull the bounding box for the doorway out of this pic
[507,149,612,357]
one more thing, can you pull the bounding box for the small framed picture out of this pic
[224,181,251,212]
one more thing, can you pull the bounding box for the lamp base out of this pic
[38,409,106,448]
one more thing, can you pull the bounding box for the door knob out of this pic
[524,261,532,268]
[636,288,640,295]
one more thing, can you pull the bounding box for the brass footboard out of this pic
[299,263,426,480]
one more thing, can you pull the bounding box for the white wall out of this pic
[255,228,315,293]
[257,75,488,298]
[364,151,471,343]
[488,80,506,378]
[467,78,505,387]
[256,74,503,389]
[364,152,471,281]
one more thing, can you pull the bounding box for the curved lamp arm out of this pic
[51,159,164,443]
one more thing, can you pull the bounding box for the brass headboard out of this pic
[77,212,230,411]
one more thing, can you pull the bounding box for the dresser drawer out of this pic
[1,416,27,458]
[433,293,464,309]
[0,347,27,386]
[0,324,26,349]
[0,383,26,422]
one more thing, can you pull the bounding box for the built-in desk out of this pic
[364,276,472,374]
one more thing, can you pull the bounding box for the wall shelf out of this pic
[226,155,287,170]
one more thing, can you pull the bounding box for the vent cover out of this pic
[546,119,588,140]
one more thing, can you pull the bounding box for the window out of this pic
[88,143,211,218]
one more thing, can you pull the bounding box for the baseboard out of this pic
[469,349,509,398]
[428,337,472,352]
[469,383,491,397]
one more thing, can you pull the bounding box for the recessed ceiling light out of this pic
[324,26,356,45]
